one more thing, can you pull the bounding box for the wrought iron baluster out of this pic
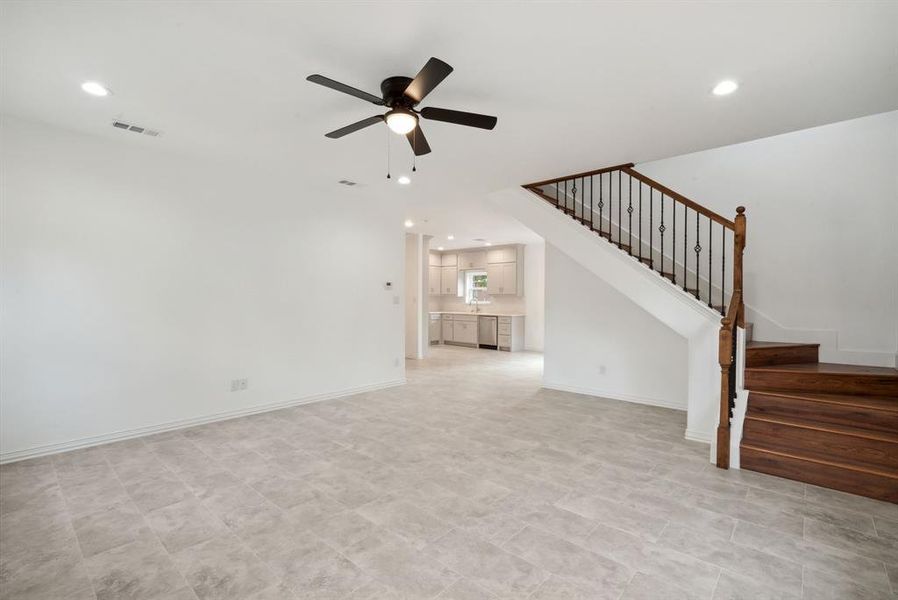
[649,188,654,270]
[618,171,622,245]
[673,200,677,285]
[627,175,633,255]
[564,180,568,214]
[658,192,667,275]
[683,202,688,291]
[638,182,643,262]
[589,176,594,231]
[694,211,702,300]
[721,224,726,314]
[708,215,713,308]
[598,173,604,236]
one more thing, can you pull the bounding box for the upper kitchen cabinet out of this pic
[486,246,517,264]
[441,253,457,267]
[441,265,459,296]
[457,250,487,271]
[486,262,518,295]
[429,252,442,267]
[428,265,441,295]
[486,245,524,296]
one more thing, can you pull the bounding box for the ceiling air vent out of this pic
[338,180,357,186]
[111,120,162,137]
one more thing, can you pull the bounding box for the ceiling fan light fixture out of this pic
[385,108,417,135]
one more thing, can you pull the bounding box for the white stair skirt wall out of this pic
[489,187,723,453]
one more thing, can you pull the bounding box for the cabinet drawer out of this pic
[498,316,512,325]
[498,323,511,335]
[498,334,512,347]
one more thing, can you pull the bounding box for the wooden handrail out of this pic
[522,163,635,189]
[622,167,735,229]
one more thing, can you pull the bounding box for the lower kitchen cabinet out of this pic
[430,313,524,351]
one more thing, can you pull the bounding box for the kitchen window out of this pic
[465,271,490,304]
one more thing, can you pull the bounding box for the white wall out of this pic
[638,111,898,367]
[543,244,688,410]
[0,116,406,462]
[524,242,545,351]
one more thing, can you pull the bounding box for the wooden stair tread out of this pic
[741,445,898,480]
[748,389,898,413]
[746,362,898,377]
[743,413,898,443]
[747,341,820,349]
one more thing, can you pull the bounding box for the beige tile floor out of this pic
[1,345,896,599]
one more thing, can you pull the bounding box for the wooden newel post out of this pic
[734,206,746,328]
[717,322,733,469]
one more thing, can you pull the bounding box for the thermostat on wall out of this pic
[384,282,393,289]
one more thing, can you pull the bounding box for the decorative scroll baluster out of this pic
[683,204,688,293]
[589,176,594,231]
[598,173,604,236]
[694,211,702,300]
[659,193,665,276]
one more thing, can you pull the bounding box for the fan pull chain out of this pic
[412,127,417,173]
[385,125,391,180]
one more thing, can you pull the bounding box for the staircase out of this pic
[741,341,898,502]
[520,162,898,504]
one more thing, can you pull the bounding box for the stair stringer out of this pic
[490,186,727,460]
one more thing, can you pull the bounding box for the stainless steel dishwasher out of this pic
[478,316,497,347]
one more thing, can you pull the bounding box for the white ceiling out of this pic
[2,1,896,249]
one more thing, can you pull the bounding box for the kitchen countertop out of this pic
[429,311,525,317]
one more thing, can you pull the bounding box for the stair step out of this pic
[742,414,898,471]
[746,362,898,397]
[740,445,898,503]
[747,389,898,433]
[746,341,819,367]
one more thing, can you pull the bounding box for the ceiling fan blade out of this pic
[403,57,453,104]
[307,74,384,105]
[325,115,384,139]
[420,107,497,130]
[406,124,432,156]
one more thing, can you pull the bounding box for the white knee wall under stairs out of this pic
[489,186,737,462]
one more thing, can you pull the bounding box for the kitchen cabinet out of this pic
[487,246,517,264]
[429,252,442,267]
[441,253,457,267]
[428,266,441,295]
[457,250,487,271]
[441,317,453,341]
[429,314,441,344]
[441,265,458,296]
[452,319,477,345]
[497,316,525,352]
[486,262,517,295]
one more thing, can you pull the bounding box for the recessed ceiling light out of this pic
[437,246,444,251]
[712,80,738,96]
[404,219,414,228]
[484,242,492,246]
[81,81,111,97]
[397,176,411,185]
[447,235,455,240]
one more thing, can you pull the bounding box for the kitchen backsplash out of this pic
[430,294,526,314]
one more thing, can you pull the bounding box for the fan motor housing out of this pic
[381,76,414,107]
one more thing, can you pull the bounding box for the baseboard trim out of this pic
[685,428,713,444]
[0,378,406,465]
[542,381,686,412]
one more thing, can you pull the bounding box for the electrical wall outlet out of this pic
[239,378,248,390]
[230,378,249,392]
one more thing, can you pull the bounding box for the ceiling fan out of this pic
[306,57,497,156]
